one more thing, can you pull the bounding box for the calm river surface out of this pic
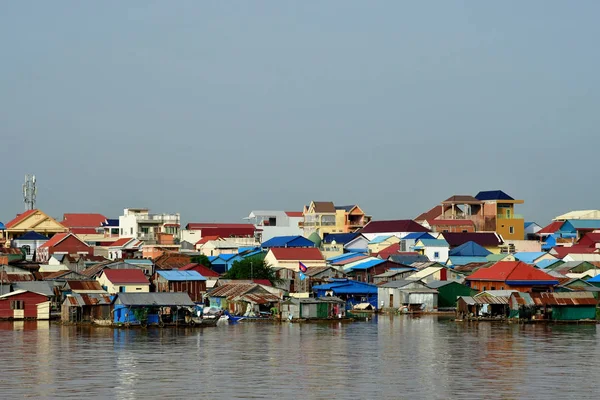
[0,316,597,399]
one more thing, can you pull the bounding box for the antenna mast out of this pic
[23,174,37,211]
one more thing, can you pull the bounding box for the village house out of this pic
[372,267,417,285]
[199,239,243,257]
[279,296,346,320]
[96,237,143,260]
[96,269,150,294]
[312,278,378,309]
[291,266,346,295]
[406,265,464,284]
[446,241,492,267]
[209,283,281,316]
[11,231,48,261]
[442,232,504,253]
[261,235,316,249]
[264,247,326,271]
[424,219,476,233]
[413,239,449,263]
[367,236,401,255]
[3,209,68,246]
[152,270,206,302]
[0,289,51,320]
[377,280,438,311]
[301,201,371,239]
[465,261,559,292]
[244,210,303,242]
[359,220,430,241]
[61,292,112,323]
[60,213,107,235]
[112,292,196,325]
[179,263,220,289]
[508,292,597,321]
[119,208,181,245]
[184,222,257,245]
[36,233,93,263]
[426,281,474,309]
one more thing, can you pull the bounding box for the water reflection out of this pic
[0,319,597,399]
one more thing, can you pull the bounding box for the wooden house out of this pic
[152,270,206,302]
[0,289,51,320]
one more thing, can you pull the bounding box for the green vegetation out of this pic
[224,256,282,285]
[191,254,212,267]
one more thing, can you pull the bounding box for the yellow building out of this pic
[301,201,371,239]
[367,235,401,254]
[96,269,150,294]
[3,209,68,246]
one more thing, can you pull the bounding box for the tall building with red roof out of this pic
[60,213,107,234]
[465,261,559,292]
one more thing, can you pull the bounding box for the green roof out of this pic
[486,254,509,262]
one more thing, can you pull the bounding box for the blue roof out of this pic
[322,233,357,244]
[475,190,514,201]
[240,249,264,259]
[447,256,489,266]
[513,252,548,264]
[217,254,238,262]
[0,222,5,230]
[312,279,378,295]
[563,220,600,230]
[347,258,386,271]
[403,232,434,240]
[587,275,600,283]
[369,235,394,244]
[524,222,537,229]
[449,241,491,257]
[261,235,315,248]
[207,256,218,262]
[535,259,561,269]
[101,219,119,227]
[157,270,206,281]
[15,231,49,241]
[327,252,367,262]
[416,239,448,247]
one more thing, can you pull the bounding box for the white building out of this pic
[118,208,180,244]
[244,211,303,242]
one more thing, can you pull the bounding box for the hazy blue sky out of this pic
[1,2,599,225]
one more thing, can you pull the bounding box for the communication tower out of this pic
[23,174,37,211]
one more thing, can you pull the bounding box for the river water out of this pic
[0,316,597,399]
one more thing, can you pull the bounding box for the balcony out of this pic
[136,214,180,224]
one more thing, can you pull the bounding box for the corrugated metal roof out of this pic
[156,270,206,281]
[261,236,315,248]
[65,280,105,292]
[346,258,386,271]
[369,236,394,244]
[475,190,515,201]
[66,293,112,307]
[416,239,449,247]
[114,292,195,306]
[463,295,509,305]
[13,282,54,297]
[373,268,416,278]
[511,292,597,306]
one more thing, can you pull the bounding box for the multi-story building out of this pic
[244,210,303,242]
[118,208,180,245]
[301,201,371,239]
[438,190,525,240]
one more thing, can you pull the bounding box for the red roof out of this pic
[253,279,272,287]
[466,261,557,283]
[285,211,303,218]
[360,220,429,234]
[195,235,222,246]
[110,237,136,247]
[428,219,475,227]
[374,243,401,259]
[70,228,99,235]
[186,223,256,237]
[551,246,598,258]
[576,233,600,247]
[39,233,70,249]
[179,263,221,277]
[102,269,149,284]
[5,209,38,228]
[269,247,324,261]
[538,221,564,235]
[61,213,107,229]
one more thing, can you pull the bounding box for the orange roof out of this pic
[466,261,558,283]
[110,237,136,247]
[269,247,324,261]
[285,211,303,218]
[5,209,38,228]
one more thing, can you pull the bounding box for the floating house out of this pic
[153,270,206,302]
[465,261,559,292]
[426,280,475,309]
[279,297,346,320]
[508,292,597,321]
[209,283,281,316]
[312,278,378,309]
[112,292,196,325]
[0,289,51,320]
[61,293,112,323]
[377,280,438,311]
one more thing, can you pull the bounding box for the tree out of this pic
[190,254,211,267]
[224,256,282,285]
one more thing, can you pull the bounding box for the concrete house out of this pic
[36,233,93,263]
[4,209,68,245]
[11,231,48,261]
[244,210,303,242]
[359,220,429,241]
[264,247,326,271]
[413,239,449,263]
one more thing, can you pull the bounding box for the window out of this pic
[434,251,440,259]
[136,287,142,291]
[130,228,133,235]
[120,228,123,235]
[443,230,449,233]
[509,226,514,234]
[10,301,24,310]
[491,286,496,290]
[482,286,486,291]
[21,245,31,255]
[462,230,468,233]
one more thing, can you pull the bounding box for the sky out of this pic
[1,2,599,226]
